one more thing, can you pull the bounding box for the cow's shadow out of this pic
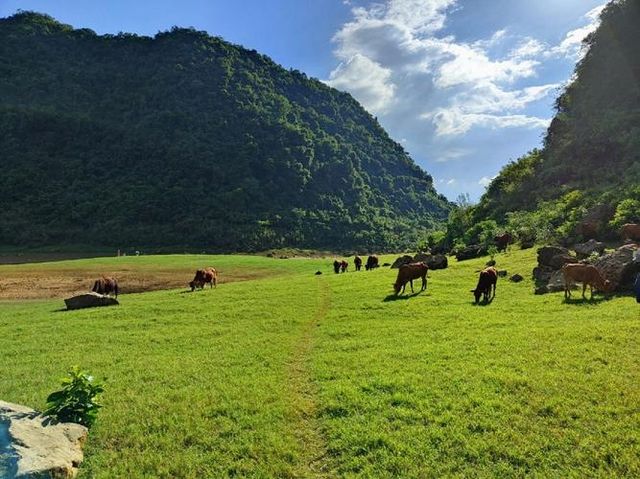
[383,291,427,302]
[472,296,495,306]
[562,296,609,305]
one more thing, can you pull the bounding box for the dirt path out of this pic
[287,277,332,478]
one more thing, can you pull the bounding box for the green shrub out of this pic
[610,198,640,229]
[44,366,104,427]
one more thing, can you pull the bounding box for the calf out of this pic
[393,262,428,295]
[471,267,497,304]
[562,263,610,299]
[189,267,217,291]
[340,260,348,273]
[621,223,640,241]
[354,256,362,271]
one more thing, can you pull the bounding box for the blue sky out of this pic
[0,0,606,200]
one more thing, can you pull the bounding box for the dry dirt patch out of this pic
[0,267,273,300]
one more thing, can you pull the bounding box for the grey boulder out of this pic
[64,292,119,310]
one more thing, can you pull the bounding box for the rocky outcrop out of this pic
[413,253,448,270]
[574,239,606,259]
[534,246,578,294]
[510,274,523,283]
[577,204,615,239]
[455,245,486,261]
[64,292,119,310]
[390,255,413,269]
[593,244,640,291]
[392,253,448,270]
[0,400,88,478]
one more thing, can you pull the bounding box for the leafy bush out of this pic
[44,366,104,427]
[610,198,640,229]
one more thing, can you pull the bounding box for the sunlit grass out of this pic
[1,249,638,477]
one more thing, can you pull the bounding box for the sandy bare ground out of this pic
[0,267,271,301]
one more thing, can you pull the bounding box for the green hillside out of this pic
[0,12,450,252]
[472,0,640,242]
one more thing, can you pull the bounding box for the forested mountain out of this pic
[0,12,450,252]
[472,0,640,235]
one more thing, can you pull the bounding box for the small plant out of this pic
[487,245,498,262]
[44,366,104,427]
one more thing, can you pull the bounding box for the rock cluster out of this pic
[391,253,448,270]
[593,244,640,291]
[533,246,577,294]
[0,400,87,478]
[454,245,487,261]
[533,243,640,294]
[574,239,606,259]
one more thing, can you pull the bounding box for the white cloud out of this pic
[550,3,606,58]
[326,54,396,113]
[324,0,607,199]
[478,176,493,187]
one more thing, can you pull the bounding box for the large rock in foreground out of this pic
[64,292,119,310]
[0,400,87,478]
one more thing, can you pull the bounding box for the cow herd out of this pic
[333,255,380,274]
[88,224,640,306]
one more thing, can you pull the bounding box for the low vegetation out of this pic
[1,250,638,477]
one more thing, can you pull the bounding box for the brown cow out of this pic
[354,256,362,271]
[621,224,640,241]
[333,260,341,274]
[365,255,379,271]
[340,260,348,273]
[471,267,497,304]
[562,263,611,299]
[189,267,217,291]
[92,277,119,298]
[393,262,428,295]
[494,233,512,252]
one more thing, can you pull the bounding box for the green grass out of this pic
[1,249,639,478]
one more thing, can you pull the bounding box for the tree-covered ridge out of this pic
[473,0,640,238]
[0,11,450,251]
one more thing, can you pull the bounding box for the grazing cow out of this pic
[494,233,512,252]
[92,277,119,298]
[354,256,362,271]
[333,260,341,274]
[340,260,348,273]
[393,262,428,295]
[365,255,379,271]
[562,263,611,299]
[471,267,497,304]
[621,223,640,241]
[189,267,217,291]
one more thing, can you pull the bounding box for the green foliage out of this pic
[610,198,640,229]
[0,12,451,252]
[471,0,640,241]
[44,366,104,427]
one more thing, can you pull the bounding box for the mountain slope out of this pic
[473,0,640,228]
[0,12,450,251]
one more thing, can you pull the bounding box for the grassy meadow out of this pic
[1,249,639,478]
